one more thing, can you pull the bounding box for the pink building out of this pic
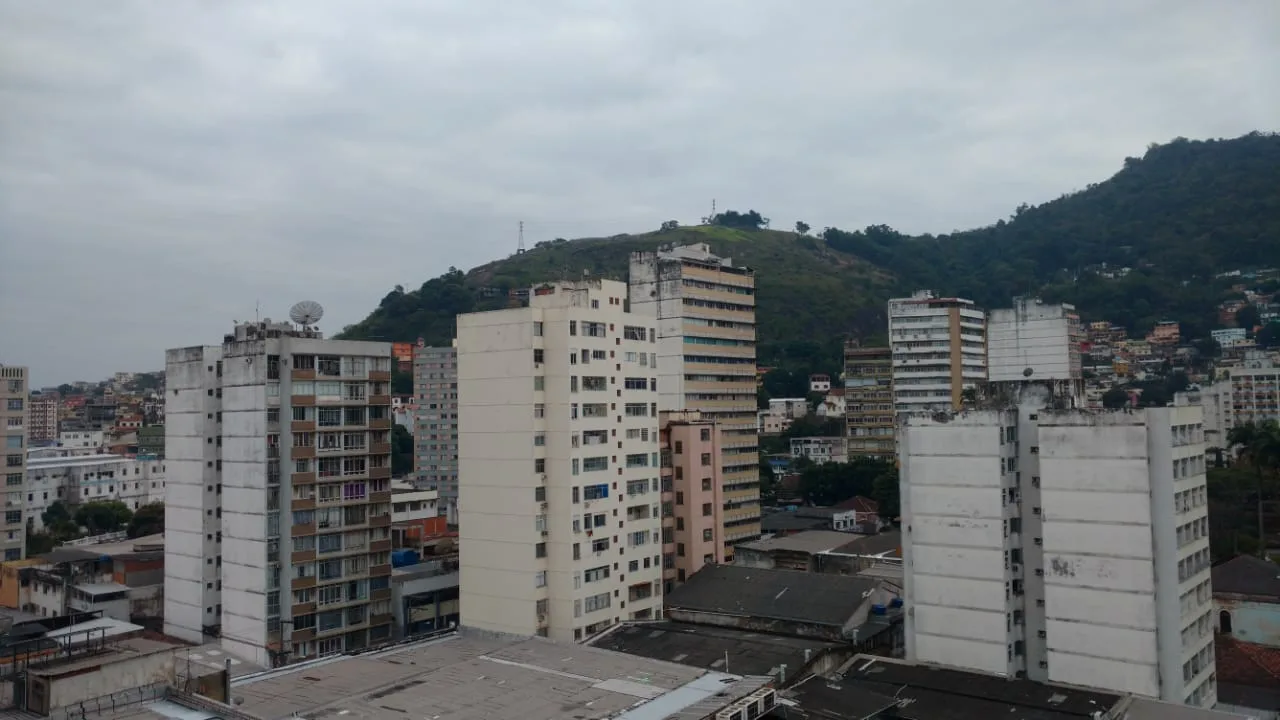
[660,411,725,592]
[28,395,59,444]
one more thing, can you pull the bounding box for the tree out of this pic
[1101,386,1130,409]
[391,368,413,395]
[794,221,810,236]
[74,501,133,535]
[871,467,900,521]
[56,384,75,396]
[1227,420,1280,558]
[798,458,895,506]
[42,501,79,539]
[391,424,414,477]
[128,503,165,538]
[1191,337,1221,359]
[659,220,679,232]
[1257,322,1280,349]
[710,210,766,231]
[1236,304,1261,334]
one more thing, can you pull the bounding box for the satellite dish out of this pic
[1023,367,1034,377]
[290,300,324,326]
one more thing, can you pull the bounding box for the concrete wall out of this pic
[35,648,177,712]
[900,411,1014,678]
[988,301,1080,383]
[1217,597,1280,647]
[668,420,725,577]
[163,346,223,643]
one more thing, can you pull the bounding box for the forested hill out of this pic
[339,132,1280,368]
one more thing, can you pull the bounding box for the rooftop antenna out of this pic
[255,300,260,323]
[289,300,325,329]
[517,220,525,254]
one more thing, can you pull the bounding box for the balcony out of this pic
[370,418,392,430]
[371,514,391,527]
[293,498,316,511]
[370,442,392,456]
[291,627,315,642]
[292,522,317,537]
[370,467,392,480]
[293,472,317,486]
[292,420,316,432]
[371,587,392,602]
[368,395,392,407]
[370,491,392,505]
[370,539,392,553]
[292,369,317,380]
[293,395,317,407]
[294,446,317,459]
[369,371,391,382]
[291,550,316,563]
[370,563,392,577]
[292,601,316,616]
[292,576,316,590]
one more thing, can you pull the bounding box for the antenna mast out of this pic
[517,220,525,254]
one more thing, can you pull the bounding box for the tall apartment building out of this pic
[413,343,458,519]
[27,394,59,445]
[457,279,663,642]
[899,397,1215,706]
[166,319,395,667]
[843,342,894,461]
[630,243,759,555]
[659,411,723,592]
[1,365,28,560]
[1204,350,1279,451]
[988,298,1084,401]
[888,290,987,413]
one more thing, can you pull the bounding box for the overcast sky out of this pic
[1,1,1277,386]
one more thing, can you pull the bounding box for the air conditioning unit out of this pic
[541,530,549,537]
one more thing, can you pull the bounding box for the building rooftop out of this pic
[666,565,879,628]
[589,621,841,678]
[737,530,855,555]
[785,655,1120,720]
[1211,555,1280,598]
[759,513,829,534]
[228,632,773,720]
[1214,634,1280,711]
[824,531,902,559]
[831,496,878,514]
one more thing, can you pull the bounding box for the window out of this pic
[584,566,610,583]
[700,428,711,442]
[700,453,711,466]
[534,403,545,419]
[702,503,712,516]
[625,453,649,468]
[701,478,712,491]
[583,483,609,500]
[534,376,544,392]
[533,321,543,336]
[624,403,648,417]
[703,529,713,541]
[582,376,607,391]
[584,592,610,612]
[582,456,608,472]
[535,542,546,558]
[535,458,546,473]
[535,570,547,588]
[624,377,647,390]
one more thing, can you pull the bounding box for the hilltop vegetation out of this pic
[340,132,1280,373]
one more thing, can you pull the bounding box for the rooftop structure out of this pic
[591,621,842,679]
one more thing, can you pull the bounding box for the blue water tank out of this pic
[889,598,904,608]
[871,604,887,615]
[390,549,420,568]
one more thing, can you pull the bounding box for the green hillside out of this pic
[340,132,1280,369]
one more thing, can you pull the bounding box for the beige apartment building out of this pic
[457,279,663,643]
[27,394,58,445]
[630,243,759,558]
[2,365,28,560]
[165,320,395,666]
[888,290,987,413]
[843,343,894,461]
[659,411,723,592]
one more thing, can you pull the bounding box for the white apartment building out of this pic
[25,454,165,527]
[2,365,28,560]
[457,279,663,643]
[789,436,846,465]
[166,319,396,667]
[1203,350,1279,453]
[899,396,1215,707]
[59,430,104,450]
[888,290,987,413]
[630,244,760,549]
[988,298,1084,397]
[413,345,458,516]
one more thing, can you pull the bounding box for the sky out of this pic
[1,1,1277,387]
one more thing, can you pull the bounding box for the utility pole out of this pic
[517,221,525,254]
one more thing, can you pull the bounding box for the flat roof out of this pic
[590,621,840,678]
[737,530,855,555]
[45,616,143,641]
[666,565,880,628]
[74,581,131,595]
[825,531,902,558]
[229,631,773,720]
[26,454,133,469]
[787,655,1120,720]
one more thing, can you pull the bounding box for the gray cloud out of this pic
[1,0,1277,385]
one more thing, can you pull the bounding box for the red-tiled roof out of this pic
[1216,634,1280,687]
[833,495,879,513]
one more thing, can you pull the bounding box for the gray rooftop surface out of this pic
[666,565,879,627]
[737,530,856,555]
[825,531,902,558]
[589,621,841,677]
[231,632,771,720]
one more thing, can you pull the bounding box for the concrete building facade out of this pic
[843,343,894,461]
[987,298,1084,389]
[25,455,166,526]
[2,365,28,560]
[630,243,760,553]
[412,344,457,517]
[888,290,987,413]
[27,395,58,445]
[457,279,663,642]
[166,321,396,667]
[659,411,723,591]
[899,401,1216,707]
